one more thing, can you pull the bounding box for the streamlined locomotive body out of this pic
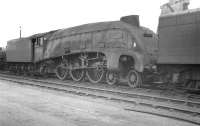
[5,15,157,87]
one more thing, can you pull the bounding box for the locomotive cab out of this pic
[31,37,45,62]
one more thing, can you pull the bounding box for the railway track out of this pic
[0,72,199,125]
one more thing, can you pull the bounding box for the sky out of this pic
[0,0,199,47]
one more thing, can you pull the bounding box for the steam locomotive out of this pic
[5,15,157,88]
[2,10,200,90]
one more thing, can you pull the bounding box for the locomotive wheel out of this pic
[106,71,118,85]
[55,64,69,80]
[70,69,85,82]
[127,69,141,88]
[86,67,105,84]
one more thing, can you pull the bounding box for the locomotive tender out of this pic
[5,15,157,88]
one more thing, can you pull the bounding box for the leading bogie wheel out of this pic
[55,64,69,80]
[127,69,141,88]
[106,70,118,85]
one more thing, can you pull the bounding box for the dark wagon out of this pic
[157,9,200,89]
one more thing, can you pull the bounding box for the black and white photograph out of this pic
[0,0,199,126]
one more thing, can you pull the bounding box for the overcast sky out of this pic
[0,0,199,47]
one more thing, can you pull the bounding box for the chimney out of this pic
[120,15,140,27]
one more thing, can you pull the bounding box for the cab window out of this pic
[35,37,44,47]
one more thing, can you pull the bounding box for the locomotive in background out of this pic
[1,0,200,90]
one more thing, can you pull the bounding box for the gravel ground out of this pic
[0,79,197,126]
